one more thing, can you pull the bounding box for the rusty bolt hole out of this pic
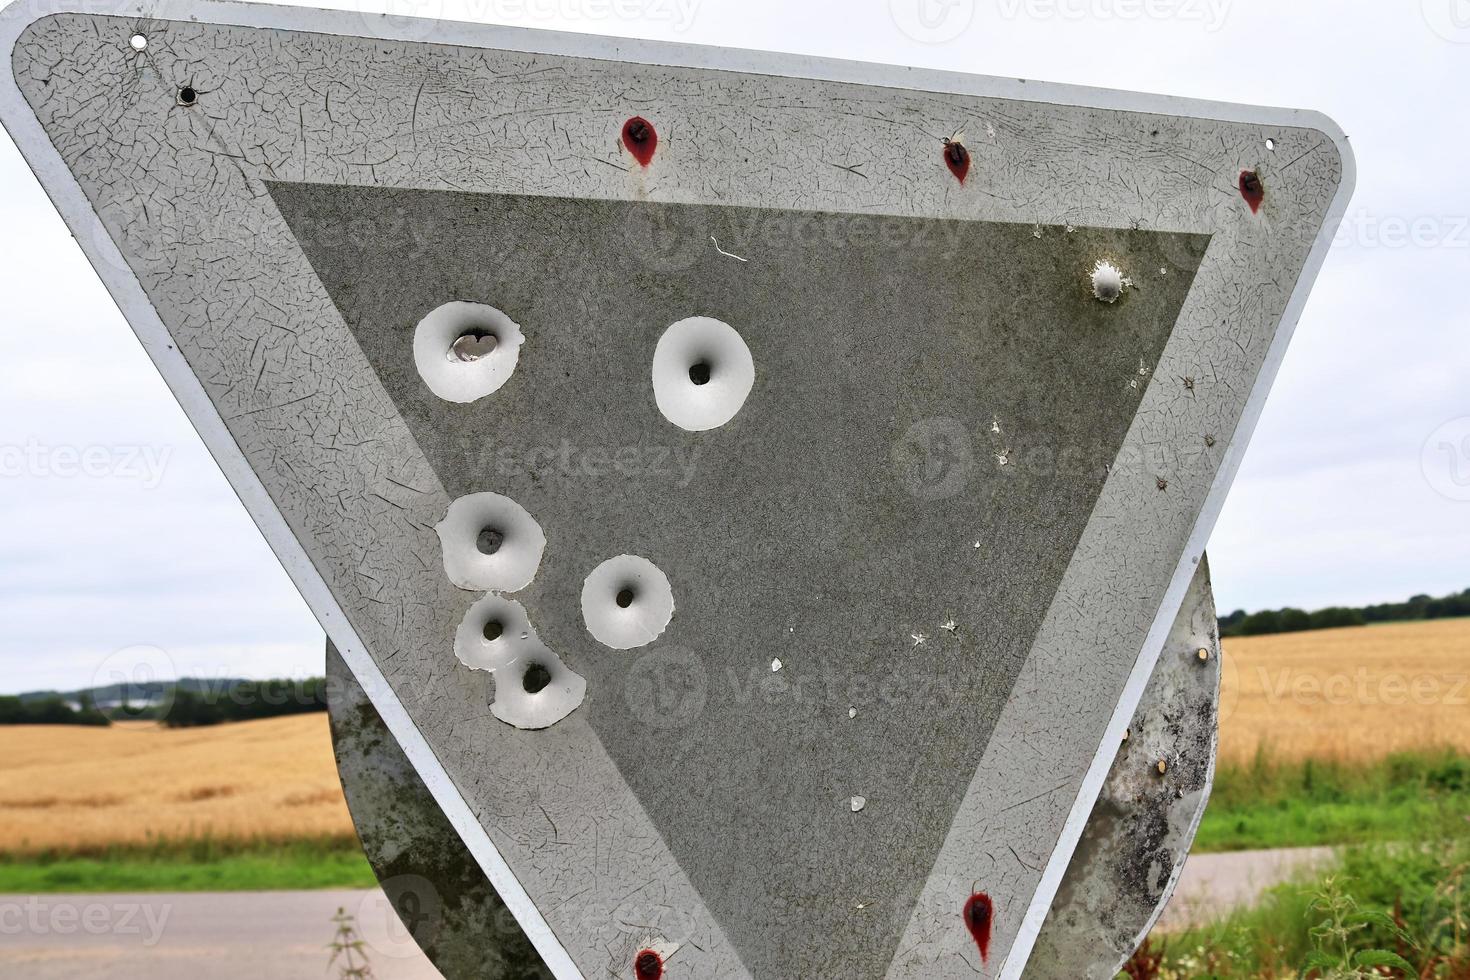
[615,587,636,609]
[476,526,505,556]
[176,86,198,107]
[522,663,553,695]
[450,328,498,362]
[688,361,712,386]
[482,619,504,643]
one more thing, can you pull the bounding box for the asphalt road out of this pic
[0,848,1336,978]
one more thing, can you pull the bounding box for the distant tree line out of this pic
[157,677,328,728]
[0,677,329,727]
[1220,587,1470,638]
[0,692,110,726]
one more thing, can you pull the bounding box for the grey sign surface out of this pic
[325,557,1221,980]
[0,2,1353,976]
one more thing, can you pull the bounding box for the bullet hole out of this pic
[176,85,198,107]
[1183,376,1196,393]
[622,116,658,167]
[1091,261,1126,304]
[522,663,553,695]
[688,361,712,386]
[1196,647,1210,662]
[634,949,663,980]
[1156,759,1169,775]
[616,587,636,609]
[943,139,971,184]
[1266,137,1277,152]
[963,893,994,962]
[1204,434,1217,448]
[482,619,504,643]
[450,328,498,362]
[1156,477,1169,491]
[129,33,147,51]
[477,527,505,556]
[1239,169,1265,214]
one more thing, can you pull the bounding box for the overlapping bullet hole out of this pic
[581,555,676,650]
[434,492,546,593]
[651,316,755,431]
[453,594,586,731]
[413,301,524,403]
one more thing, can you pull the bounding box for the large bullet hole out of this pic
[482,619,504,642]
[688,361,712,386]
[522,663,553,695]
[476,527,505,556]
[450,328,499,363]
[616,587,636,609]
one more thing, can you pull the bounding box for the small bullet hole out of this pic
[176,86,197,107]
[1266,137,1277,152]
[688,361,712,386]
[476,527,505,556]
[129,34,147,51]
[522,663,553,695]
[634,950,663,980]
[483,619,504,642]
[616,588,636,609]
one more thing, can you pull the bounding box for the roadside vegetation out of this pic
[1124,827,1470,978]
[0,836,374,892]
[1197,749,1470,853]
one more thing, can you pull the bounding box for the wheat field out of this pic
[0,713,355,854]
[1,619,1466,853]
[1217,618,1470,765]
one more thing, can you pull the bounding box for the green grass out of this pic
[0,836,377,893]
[1129,833,1470,978]
[1195,749,1470,853]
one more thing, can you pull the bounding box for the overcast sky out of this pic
[2,0,1466,692]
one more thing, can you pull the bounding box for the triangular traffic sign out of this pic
[0,3,1353,975]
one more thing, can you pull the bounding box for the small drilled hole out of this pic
[476,527,505,556]
[450,328,498,363]
[129,34,147,51]
[688,361,712,386]
[177,86,197,107]
[615,587,636,609]
[522,663,553,695]
[482,619,504,642]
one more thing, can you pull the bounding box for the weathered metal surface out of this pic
[2,2,1352,973]
[327,556,1220,980]
[1025,557,1222,980]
